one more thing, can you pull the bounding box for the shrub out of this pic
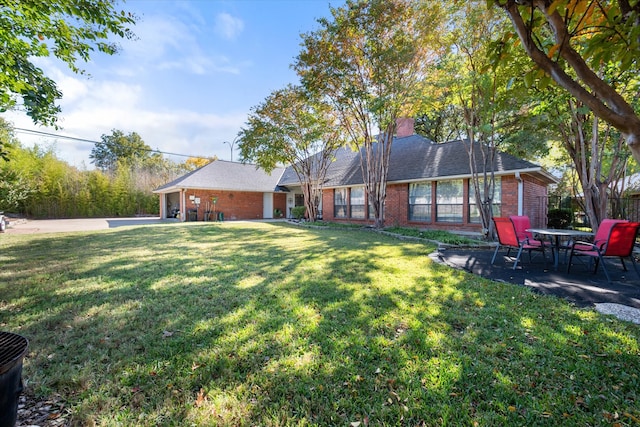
[548,208,572,229]
[291,206,306,220]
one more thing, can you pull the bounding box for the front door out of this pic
[263,193,273,219]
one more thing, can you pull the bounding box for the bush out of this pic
[548,208,572,229]
[291,206,306,220]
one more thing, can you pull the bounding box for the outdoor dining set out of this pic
[491,215,640,283]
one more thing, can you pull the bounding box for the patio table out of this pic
[526,228,594,270]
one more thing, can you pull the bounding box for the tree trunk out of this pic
[361,122,394,229]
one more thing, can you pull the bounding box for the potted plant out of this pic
[273,208,283,218]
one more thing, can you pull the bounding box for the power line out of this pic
[13,127,215,160]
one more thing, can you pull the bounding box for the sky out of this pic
[6,0,343,168]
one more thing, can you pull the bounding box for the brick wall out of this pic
[320,174,549,231]
[181,190,287,221]
[523,175,548,228]
[500,176,519,217]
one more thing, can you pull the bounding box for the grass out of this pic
[1,222,639,426]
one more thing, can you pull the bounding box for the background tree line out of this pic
[0,119,198,218]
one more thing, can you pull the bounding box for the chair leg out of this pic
[598,253,611,283]
[513,245,525,270]
[491,245,501,265]
[619,257,628,272]
[567,248,575,273]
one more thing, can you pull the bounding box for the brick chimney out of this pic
[396,117,415,138]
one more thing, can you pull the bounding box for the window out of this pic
[436,180,463,222]
[409,182,432,222]
[350,187,365,219]
[334,188,348,218]
[469,177,501,223]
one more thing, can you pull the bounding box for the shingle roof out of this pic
[279,134,555,188]
[154,160,286,193]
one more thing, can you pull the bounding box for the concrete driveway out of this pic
[4,217,176,234]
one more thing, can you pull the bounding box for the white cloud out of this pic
[214,13,244,40]
[6,67,247,167]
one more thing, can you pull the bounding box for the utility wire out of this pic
[13,127,215,160]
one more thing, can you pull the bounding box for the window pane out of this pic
[469,177,501,223]
[350,187,365,219]
[351,205,366,219]
[409,183,431,222]
[410,204,431,222]
[334,188,347,218]
[436,180,463,222]
[368,200,384,219]
[350,187,365,204]
[409,183,431,204]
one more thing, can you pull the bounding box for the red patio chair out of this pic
[561,218,627,265]
[491,217,547,270]
[567,221,640,283]
[509,215,551,248]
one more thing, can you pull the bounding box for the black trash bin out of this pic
[0,331,29,427]
[188,209,198,222]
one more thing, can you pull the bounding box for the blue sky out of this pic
[8,0,343,167]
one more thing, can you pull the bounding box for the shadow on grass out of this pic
[1,222,639,425]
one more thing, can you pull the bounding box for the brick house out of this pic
[155,120,556,230]
[279,120,557,231]
[154,160,288,221]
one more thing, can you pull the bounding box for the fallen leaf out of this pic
[162,330,174,338]
[195,388,206,407]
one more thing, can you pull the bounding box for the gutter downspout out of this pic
[515,172,523,216]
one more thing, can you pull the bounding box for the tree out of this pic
[438,2,550,236]
[414,106,463,144]
[0,119,32,210]
[238,85,343,221]
[494,0,640,165]
[90,129,158,172]
[545,88,630,227]
[0,1,136,127]
[0,117,17,161]
[295,0,445,228]
[183,156,215,171]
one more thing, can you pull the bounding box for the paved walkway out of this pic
[3,217,175,234]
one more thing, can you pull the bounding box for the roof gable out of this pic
[155,160,286,193]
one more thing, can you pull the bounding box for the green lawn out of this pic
[1,222,639,426]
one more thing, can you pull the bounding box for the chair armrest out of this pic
[570,240,598,251]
